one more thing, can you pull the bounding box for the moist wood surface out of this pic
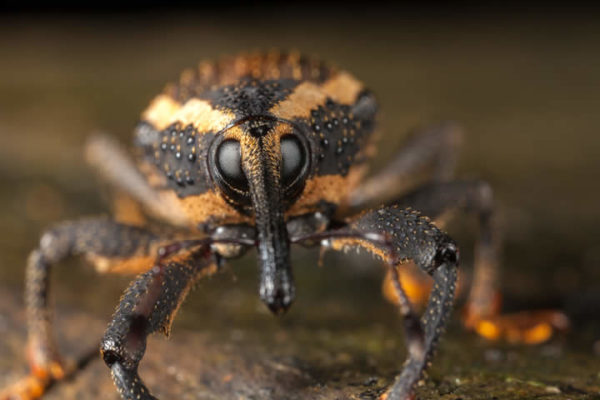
[1,285,598,400]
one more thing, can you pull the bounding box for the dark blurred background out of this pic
[0,3,599,399]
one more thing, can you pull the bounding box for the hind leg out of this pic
[85,133,187,226]
[349,122,463,209]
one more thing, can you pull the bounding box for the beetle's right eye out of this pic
[216,139,248,190]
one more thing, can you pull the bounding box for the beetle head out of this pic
[208,117,311,313]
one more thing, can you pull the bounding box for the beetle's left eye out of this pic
[216,139,249,191]
[280,135,306,186]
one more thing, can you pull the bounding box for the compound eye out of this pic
[280,135,306,186]
[216,139,248,190]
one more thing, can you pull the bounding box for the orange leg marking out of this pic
[0,375,48,400]
[0,346,69,400]
[463,299,569,345]
[382,263,432,310]
[383,262,466,311]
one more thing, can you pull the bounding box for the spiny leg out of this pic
[391,180,497,316]
[390,180,568,344]
[347,122,462,314]
[0,219,161,400]
[101,245,217,400]
[386,261,426,363]
[323,205,459,400]
[349,122,463,209]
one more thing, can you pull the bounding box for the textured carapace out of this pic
[134,51,378,229]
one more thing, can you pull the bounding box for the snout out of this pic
[238,128,296,315]
[260,273,295,314]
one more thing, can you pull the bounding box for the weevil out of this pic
[1,51,568,400]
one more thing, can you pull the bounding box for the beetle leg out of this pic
[322,205,459,400]
[0,218,161,400]
[386,259,427,364]
[85,134,188,226]
[101,244,217,400]
[387,180,569,344]
[349,122,463,209]
[382,262,433,312]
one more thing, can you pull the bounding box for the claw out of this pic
[464,310,569,344]
[30,361,66,382]
[0,359,68,400]
[379,390,416,400]
[0,375,47,400]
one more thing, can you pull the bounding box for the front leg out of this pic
[388,181,569,344]
[326,205,459,400]
[0,218,161,400]
[101,244,217,400]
